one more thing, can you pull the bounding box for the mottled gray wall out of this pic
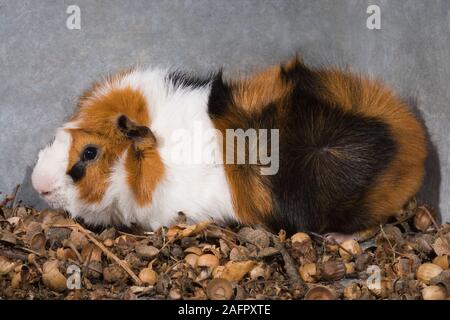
[0,0,449,221]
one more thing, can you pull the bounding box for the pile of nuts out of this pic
[292,204,450,300]
[0,197,449,300]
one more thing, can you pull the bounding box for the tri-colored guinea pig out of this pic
[31,58,427,236]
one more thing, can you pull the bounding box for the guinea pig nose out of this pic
[37,187,55,197]
[32,179,57,197]
[40,190,53,196]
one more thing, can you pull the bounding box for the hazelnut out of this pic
[339,240,362,260]
[320,260,346,281]
[414,206,433,232]
[299,263,318,283]
[416,263,443,284]
[138,268,157,285]
[433,255,449,270]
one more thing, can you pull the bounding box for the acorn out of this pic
[298,263,318,283]
[197,254,220,269]
[416,263,443,284]
[304,285,336,300]
[206,278,233,300]
[339,240,362,260]
[343,282,362,300]
[138,268,157,285]
[421,285,447,300]
[319,260,346,281]
[433,255,449,270]
[414,206,433,232]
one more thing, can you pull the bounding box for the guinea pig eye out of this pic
[82,146,98,162]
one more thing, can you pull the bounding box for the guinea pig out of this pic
[31,57,427,237]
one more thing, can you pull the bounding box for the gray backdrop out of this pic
[1,0,449,222]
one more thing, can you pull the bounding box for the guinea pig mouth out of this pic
[40,190,69,211]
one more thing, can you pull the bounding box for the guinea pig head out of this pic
[32,83,164,226]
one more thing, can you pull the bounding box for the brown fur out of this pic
[212,58,427,228]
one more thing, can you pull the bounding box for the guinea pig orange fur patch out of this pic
[67,84,164,207]
[125,137,164,207]
[230,64,293,113]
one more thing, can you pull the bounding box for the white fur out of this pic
[32,68,237,230]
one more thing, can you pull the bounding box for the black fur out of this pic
[67,161,86,182]
[167,71,214,90]
[208,71,233,118]
[208,62,398,234]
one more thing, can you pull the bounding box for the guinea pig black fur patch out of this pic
[67,161,86,182]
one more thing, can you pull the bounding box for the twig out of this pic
[51,223,142,285]
[262,229,303,287]
[117,230,148,239]
[379,224,396,261]
[15,246,43,257]
[0,184,20,208]
[0,246,29,261]
[309,232,356,259]
[64,240,83,262]
[208,224,263,250]
[11,184,21,209]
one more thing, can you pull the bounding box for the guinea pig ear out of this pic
[117,115,156,146]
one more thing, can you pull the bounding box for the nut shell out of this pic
[291,232,311,245]
[416,263,443,284]
[421,285,447,300]
[433,255,449,270]
[414,206,433,232]
[197,254,220,269]
[299,263,318,283]
[304,285,336,300]
[206,278,233,300]
[339,240,362,260]
[320,260,346,281]
[138,268,157,285]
